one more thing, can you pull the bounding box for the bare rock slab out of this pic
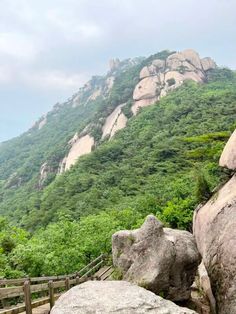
[112,215,200,301]
[51,281,197,314]
[193,174,236,314]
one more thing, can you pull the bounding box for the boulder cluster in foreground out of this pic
[52,128,236,313]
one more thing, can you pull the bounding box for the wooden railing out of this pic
[0,254,106,314]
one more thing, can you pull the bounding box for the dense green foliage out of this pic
[0,217,28,278]
[1,209,143,277]
[0,51,175,227]
[19,78,236,231]
[0,59,144,224]
[0,57,235,278]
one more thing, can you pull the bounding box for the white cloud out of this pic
[22,70,88,91]
[0,32,39,61]
[74,24,103,41]
[0,0,235,142]
[0,65,13,83]
[45,9,104,43]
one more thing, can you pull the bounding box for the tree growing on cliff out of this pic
[195,171,211,203]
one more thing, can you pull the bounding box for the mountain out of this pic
[0,49,223,226]
[0,49,236,277]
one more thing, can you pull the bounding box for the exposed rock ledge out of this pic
[51,281,197,314]
[59,134,94,172]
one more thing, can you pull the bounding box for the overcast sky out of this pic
[0,0,235,142]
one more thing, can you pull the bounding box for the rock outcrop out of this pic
[109,58,121,71]
[201,57,217,72]
[59,50,216,172]
[38,115,47,129]
[112,215,200,301]
[132,49,216,115]
[59,134,94,172]
[51,281,197,314]
[193,174,236,314]
[102,104,128,140]
[193,130,236,313]
[38,162,52,188]
[72,73,115,107]
[219,129,236,169]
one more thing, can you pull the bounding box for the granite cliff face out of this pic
[57,49,216,172]
[101,103,128,140]
[0,49,221,229]
[193,129,236,314]
[132,49,216,115]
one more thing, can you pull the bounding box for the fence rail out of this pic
[0,254,106,314]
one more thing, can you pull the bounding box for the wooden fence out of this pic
[0,254,106,314]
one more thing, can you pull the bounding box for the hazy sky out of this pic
[0,0,235,142]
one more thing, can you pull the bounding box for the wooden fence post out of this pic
[65,277,70,291]
[76,273,80,285]
[23,280,32,314]
[48,280,55,309]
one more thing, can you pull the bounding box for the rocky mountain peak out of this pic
[109,58,121,71]
[132,48,216,115]
[55,49,217,173]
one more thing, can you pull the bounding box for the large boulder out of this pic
[140,64,158,79]
[133,76,160,101]
[201,57,217,72]
[112,215,200,301]
[51,281,197,314]
[181,49,202,69]
[193,174,236,313]
[219,129,236,169]
[166,52,186,70]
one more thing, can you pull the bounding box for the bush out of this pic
[166,78,176,86]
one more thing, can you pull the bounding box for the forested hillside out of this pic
[0,50,174,226]
[0,49,235,278]
[16,74,236,230]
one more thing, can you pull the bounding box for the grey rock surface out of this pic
[197,262,216,314]
[112,215,200,301]
[193,174,236,314]
[51,281,197,314]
